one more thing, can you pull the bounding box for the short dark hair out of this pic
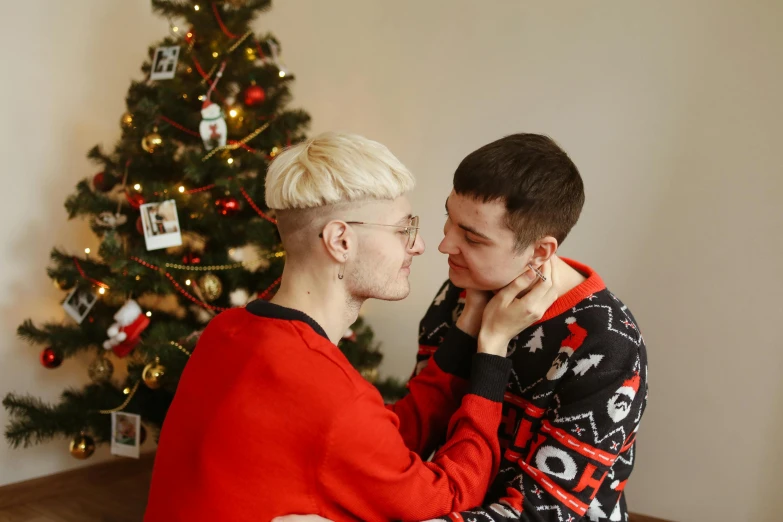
[453,133,585,249]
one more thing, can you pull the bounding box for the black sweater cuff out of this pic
[432,327,477,380]
[468,353,512,402]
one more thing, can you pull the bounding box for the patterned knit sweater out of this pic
[414,259,648,522]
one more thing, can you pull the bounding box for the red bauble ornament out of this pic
[126,191,145,209]
[215,196,241,216]
[182,252,202,264]
[243,85,266,106]
[40,347,62,369]
[136,216,144,234]
[92,172,109,192]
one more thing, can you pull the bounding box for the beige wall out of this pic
[1,2,781,521]
[0,0,167,490]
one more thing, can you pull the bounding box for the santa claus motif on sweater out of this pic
[546,317,587,380]
[607,373,640,423]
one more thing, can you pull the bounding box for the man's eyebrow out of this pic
[394,213,412,225]
[445,198,492,241]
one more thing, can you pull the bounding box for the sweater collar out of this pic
[537,257,606,323]
[245,299,330,341]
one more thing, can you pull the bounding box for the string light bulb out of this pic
[185,279,192,286]
[198,95,205,101]
[123,387,131,395]
[133,183,141,191]
[212,52,219,58]
[194,4,200,11]
[146,311,152,317]
[279,70,286,78]
[172,26,179,32]
[227,157,234,165]
[178,186,186,193]
[228,109,238,118]
[98,287,106,295]
[84,248,91,255]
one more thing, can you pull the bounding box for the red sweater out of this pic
[144,300,511,521]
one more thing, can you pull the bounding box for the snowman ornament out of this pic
[199,100,227,150]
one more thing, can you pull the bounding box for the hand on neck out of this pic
[270,262,362,345]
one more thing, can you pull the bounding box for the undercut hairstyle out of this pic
[265,132,415,255]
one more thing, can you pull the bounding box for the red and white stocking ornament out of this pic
[103,299,150,358]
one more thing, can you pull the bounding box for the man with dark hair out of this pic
[277,134,648,522]
[413,133,648,521]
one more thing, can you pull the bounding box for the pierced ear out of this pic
[319,220,353,263]
[529,236,558,267]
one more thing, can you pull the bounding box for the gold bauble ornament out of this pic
[141,132,163,153]
[142,359,166,389]
[88,355,114,383]
[199,273,223,302]
[53,278,72,291]
[120,111,134,130]
[69,433,96,459]
[359,366,379,384]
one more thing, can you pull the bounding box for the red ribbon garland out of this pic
[73,257,110,289]
[131,256,281,308]
[190,56,226,103]
[212,2,238,39]
[239,186,277,224]
[130,257,229,312]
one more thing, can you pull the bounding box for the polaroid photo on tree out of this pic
[111,411,141,459]
[150,46,180,80]
[140,199,183,251]
[62,285,98,324]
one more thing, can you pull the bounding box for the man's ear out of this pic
[320,220,355,262]
[529,236,558,267]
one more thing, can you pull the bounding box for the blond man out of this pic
[144,132,555,521]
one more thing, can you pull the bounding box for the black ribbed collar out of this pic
[245,299,330,341]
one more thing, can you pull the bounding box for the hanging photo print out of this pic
[150,46,180,80]
[111,411,141,459]
[62,285,98,324]
[140,199,183,251]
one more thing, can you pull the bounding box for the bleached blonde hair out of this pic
[265,131,415,210]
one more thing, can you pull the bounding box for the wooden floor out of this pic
[0,453,672,521]
[0,453,153,522]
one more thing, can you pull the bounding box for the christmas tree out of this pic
[3,0,405,460]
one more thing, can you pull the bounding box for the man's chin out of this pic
[448,268,469,287]
[374,283,410,302]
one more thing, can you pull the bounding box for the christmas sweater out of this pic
[144,300,512,522]
[415,259,648,522]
